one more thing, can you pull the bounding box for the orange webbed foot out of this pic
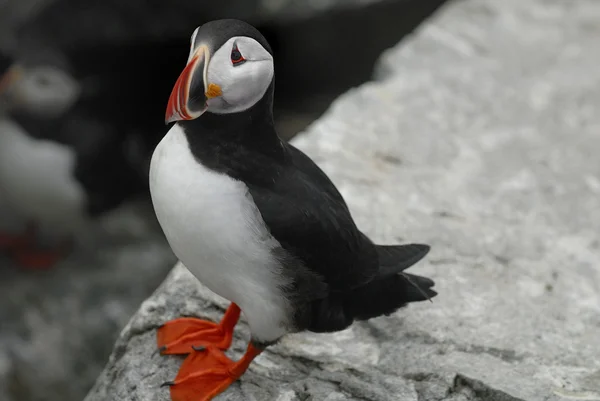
[162,343,262,401]
[157,303,241,355]
[157,318,232,354]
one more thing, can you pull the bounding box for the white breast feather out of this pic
[149,124,292,343]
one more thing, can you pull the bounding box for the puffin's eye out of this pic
[231,45,246,66]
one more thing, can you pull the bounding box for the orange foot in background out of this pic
[2,224,69,270]
[14,227,70,270]
[157,303,241,355]
[12,247,68,270]
[162,343,262,401]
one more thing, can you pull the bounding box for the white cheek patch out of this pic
[206,36,274,114]
[223,60,273,110]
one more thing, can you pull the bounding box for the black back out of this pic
[182,117,380,292]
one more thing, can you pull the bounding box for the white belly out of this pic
[149,124,291,343]
[0,118,87,237]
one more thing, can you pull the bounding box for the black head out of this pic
[165,19,275,124]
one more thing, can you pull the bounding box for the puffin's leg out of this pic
[157,303,241,354]
[162,342,263,401]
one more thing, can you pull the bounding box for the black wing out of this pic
[245,143,380,292]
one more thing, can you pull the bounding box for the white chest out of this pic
[149,125,290,342]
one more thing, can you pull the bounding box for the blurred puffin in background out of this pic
[0,50,149,270]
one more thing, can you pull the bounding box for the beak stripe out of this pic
[165,50,206,124]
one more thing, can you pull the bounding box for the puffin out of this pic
[150,19,437,401]
[0,51,147,269]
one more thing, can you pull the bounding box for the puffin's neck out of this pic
[182,83,279,146]
[178,83,284,173]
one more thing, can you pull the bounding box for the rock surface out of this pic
[85,0,600,400]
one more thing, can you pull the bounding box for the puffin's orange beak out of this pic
[165,45,222,124]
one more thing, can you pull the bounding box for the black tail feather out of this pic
[399,272,436,302]
[305,243,435,333]
[376,243,430,277]
[343,243,435,321]
[343,273,436,321]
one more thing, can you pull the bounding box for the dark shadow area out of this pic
[58,0,448,142]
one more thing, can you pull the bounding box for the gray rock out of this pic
[0,201,177,401]
[85,0,600,400]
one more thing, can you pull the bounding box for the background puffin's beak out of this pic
[165,45,210,124]
[0,65,23,97]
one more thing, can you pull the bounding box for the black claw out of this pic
[161,381,175,388]
[191,345,205,352]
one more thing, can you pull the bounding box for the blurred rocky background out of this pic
[0,1,448,401]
